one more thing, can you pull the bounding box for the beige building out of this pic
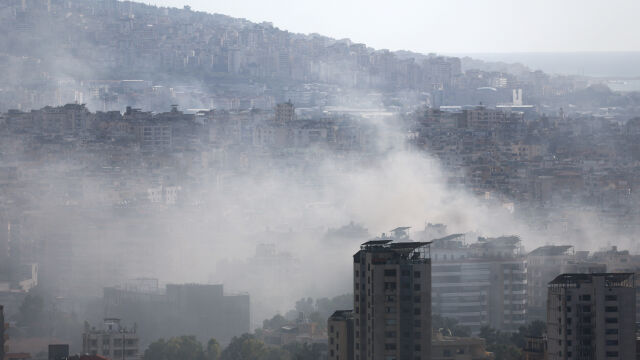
[547,273,636,360]
[328,310,354,360]
[353,240,431,360]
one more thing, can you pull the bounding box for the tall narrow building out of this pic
[1,305,5,360]
[353,240,431,360]
[547,273,636,360]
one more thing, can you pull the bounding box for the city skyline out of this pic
[138,0,640,53]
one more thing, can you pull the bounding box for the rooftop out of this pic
[549,273,634,288]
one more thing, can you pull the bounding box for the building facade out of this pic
[431,235,527,333]
[328,310,354,360]
[353,240,431,360]
[547,273,636,360]
[82,318,139,360]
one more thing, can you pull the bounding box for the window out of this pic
[384,282,397,290]
[606,340,618,346]
[414,332,421,339]
[605,328,618,335]
[605,295,617,301]
[606,351,619,357]
[414,320,421,327]
[414,296,421,303]
[566,306,572,312]
[582,305,591,312]
[414,344,421,351]
[414,271,421,278]
[605,306,618,312]
[581,295,591,301]
[330,325,334,333]
[385,343,397,350]
[384,269,396,277]
[414,284,421,291]
[385,331,397,338]
[414,308,420,315]
[605,317,618,324]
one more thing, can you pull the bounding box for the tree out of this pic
[262,314,287,330]
[143,336,205,360]
[294,298,314,316]
[205,339,221,360]
[220,334,268,360]
[282,343,327,360]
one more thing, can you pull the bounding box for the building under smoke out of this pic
[82,318,139,360]
[103,281,249,346]
[353,240,432,360]
[546,273,636,360]
[430,234,527,333]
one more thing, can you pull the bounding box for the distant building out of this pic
[527,246,575,321]
[547,273,636,360]
[275,101,294,124]
[431,332,492,360]
[328,310,354,360]
[353,240,432,360]
[48,344,69,360]
[523,336,547,360]
[103,282,250,345]
[431,234,527,333]
[82,319,139,360]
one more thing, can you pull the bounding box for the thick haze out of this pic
[139,0,640,53]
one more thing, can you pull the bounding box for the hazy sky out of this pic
[138,0,640,53]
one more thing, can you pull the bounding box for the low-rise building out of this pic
[431,332,493,360]
[82,318,139,360]
[328,310,354,360]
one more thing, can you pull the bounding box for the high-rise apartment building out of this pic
[353,240,431,360]
[547,273,636,360]
[431,235,527,333]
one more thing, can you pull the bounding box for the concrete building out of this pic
[328,310,354,360]
[431,235,527,333]
[547,273,636,360]
[353,240,431,360]
[431,332,492,360]
[523,336,547,360]
[527,246,575,321]
[82,319,139,360]
[275,101,294,124]
[103,282,250,345]
[48,344,69,360]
